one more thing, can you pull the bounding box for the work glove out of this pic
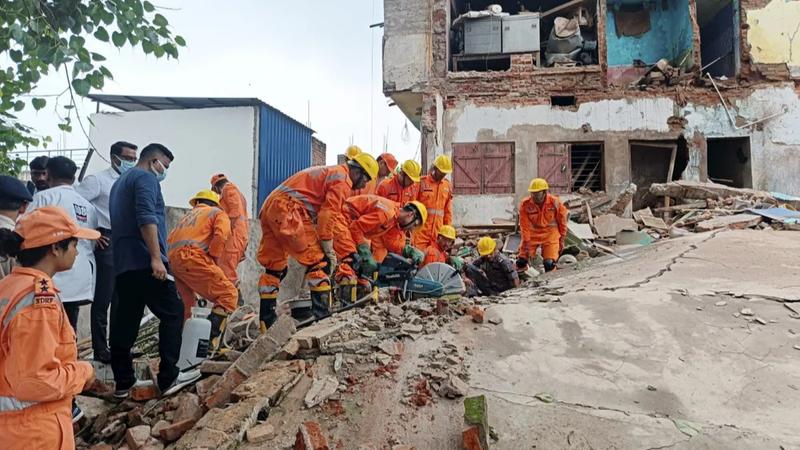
[516,257,529,270]
[357,243,378,277]
[403,243,425,266]
[320,240,337,276]
[448,256,464,271]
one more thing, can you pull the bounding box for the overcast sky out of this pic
[15,0,420,166]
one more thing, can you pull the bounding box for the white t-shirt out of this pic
[28,185,98,303]
[76,166,119,230]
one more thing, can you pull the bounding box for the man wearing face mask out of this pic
[76,141,138,363]
[109,143,199,398]
[517,178,568,273]
[257,153,379,330]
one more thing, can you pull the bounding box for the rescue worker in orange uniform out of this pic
[332,195,427,304]
[376,159,421,204]
[0,207,99,450]
[167,190,238,349]
[257,153,379,330]
[421,225,464,270]
[210,173,249,289]
[517,178,568,273]
[354,152,398,196]
[413,155,454,249]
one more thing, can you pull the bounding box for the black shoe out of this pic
[113,380,145,400]
[93,349,112,364]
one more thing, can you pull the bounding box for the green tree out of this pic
[0,0,186,174]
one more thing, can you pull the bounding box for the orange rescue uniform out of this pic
[518,194,568,262]
[167,203,238,319]
[217,182,249,284]
[413,174,453,249]
[376,175,419,204]
[257,164,352,303]
[340,195,408,263]
[422,241,448,267]
[0,267,94,450]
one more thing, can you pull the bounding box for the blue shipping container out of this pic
[257,105,313,208]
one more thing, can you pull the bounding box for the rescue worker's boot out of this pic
[258,267,285,333]
[335,279,358,308]
[208,307,229,352]
[543,259,557,272]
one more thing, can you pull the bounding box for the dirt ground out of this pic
[259,229,800,450]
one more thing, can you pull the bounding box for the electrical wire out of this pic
[64,65,109,164]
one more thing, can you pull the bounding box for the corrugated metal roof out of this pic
[87,94,313,133]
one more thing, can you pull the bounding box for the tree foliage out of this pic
[0,0,185,174]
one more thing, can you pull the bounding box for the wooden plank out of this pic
[663,144,678,219]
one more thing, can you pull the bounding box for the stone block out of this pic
[246,423,276,444]
[232,359,306,405]
[125,425,151,450]
[200,360,233,374]
[158,418,196,443]
[173,392,203,423]
[174,397,269,450]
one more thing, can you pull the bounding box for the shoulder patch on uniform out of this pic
[35,276,53,295]
[33,295,55,306]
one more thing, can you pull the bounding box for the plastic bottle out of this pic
[177,304,212,371]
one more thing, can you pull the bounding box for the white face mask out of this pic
[151,159,168,182]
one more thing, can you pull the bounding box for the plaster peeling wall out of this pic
[683,85,800,194]
[746,0,800,68]
[383,0,431,93]
[453,195,516,226]
[449,98,676,142]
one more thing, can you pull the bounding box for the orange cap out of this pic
[210,173,228,186]
[16,206,100,250]
[378,153,398,172]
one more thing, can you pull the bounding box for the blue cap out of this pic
[0,175,33,203]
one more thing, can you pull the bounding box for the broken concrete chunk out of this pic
[375,353,393,366]
[439,374,469,398]
[695,213,762,232]
[246,423,276,444]
[304,376,339,408]
[377,339,402,356]
[334,353,343,373]
[715,301,727,306]
[753,317,767,325]
[594,214,637,238]
[173,392,203,423]
[175,397,269,449]
[487,317,503,325]
[125,425,151,450]
[740,308,755,316]
[401,323,423,334]
[199,360,232,375]
[150,420,169,439]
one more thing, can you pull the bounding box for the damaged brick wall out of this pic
[311,137,326,166]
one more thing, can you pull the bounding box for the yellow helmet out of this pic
[351,152,379,180]
[345,145,362,160]
[190,189,220,207]
[438,225,457,240]
[528,178,549,193]
[433,154,453,174]
[477,236,497,256]
[405,200,428,227]
[400,160,422,182]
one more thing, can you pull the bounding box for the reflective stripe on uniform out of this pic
[2,293,35,328]
[428,209,444,216]
[274,185,318,220]
[533,221,558,229]
[325,173,346,184]
[258,286,279,294]
[167,239,209,253]
[0,395,37,412]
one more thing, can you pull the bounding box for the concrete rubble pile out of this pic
[74,289,518,450]
[560,180,800,251]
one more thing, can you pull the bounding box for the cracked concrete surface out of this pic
[279,230,800,449]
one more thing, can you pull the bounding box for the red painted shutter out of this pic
[453,143,482,195]
[537,143,571,194]
[483,143,514,194]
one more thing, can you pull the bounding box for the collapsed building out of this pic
[383,0,800,224]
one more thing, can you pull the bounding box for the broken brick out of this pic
[294,421,329,450]
[175,397,269,449]
[158,418,197,443]
[195,374,220,402]
[130,382,158,401]
[462,425,485,450]
[468,307,485,324]
[204,314,295,409]
[199,360,233,375]
[464,396,490,450]
[125,425,151,450]
[150,420,170,438]
[173,392,204,423]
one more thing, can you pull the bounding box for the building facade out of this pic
[383,0,800,224]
